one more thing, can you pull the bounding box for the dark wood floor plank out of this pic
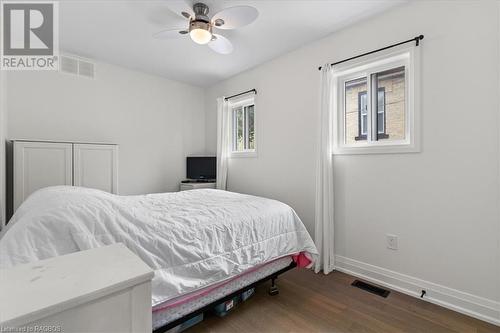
[187,269,500,333]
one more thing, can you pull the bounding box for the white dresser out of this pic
[9,140,118,212]
[0,244,154,333]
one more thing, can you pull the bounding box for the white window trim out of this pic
[332,44,421,155]
[229,96,257,158]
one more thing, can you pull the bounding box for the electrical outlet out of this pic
[386,234,398,250]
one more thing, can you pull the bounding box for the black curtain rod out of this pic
[318,35,424,71]
[225,89,257,101]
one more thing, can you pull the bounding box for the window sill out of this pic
[230,150,257,158]
[333,143,420,155]
[355,134,389,141]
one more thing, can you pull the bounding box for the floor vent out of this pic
[351,280,390,298]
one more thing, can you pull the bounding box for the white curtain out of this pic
[314,64,335,274]
[216,97,231,190]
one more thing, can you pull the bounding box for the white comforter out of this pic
[0,186,317,306]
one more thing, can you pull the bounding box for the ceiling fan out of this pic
[153,1,259,55]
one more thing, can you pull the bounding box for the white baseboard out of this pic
[335,255,500,326]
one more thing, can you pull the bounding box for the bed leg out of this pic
[268,277,279,296]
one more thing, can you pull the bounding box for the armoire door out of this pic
[13,141,73,210]
[73,144,118,194]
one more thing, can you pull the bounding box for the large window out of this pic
[334,46,420,154]
[231,97,256,156]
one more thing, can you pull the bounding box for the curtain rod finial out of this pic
[415,34,424,46]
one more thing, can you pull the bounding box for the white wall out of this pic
[205,0,500,323]
[0,68,7,228]
[6,60,205,196]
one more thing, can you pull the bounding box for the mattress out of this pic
[152,256,293,330]
[0,187,318,308]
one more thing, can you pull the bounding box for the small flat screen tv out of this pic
[187,156,216,180]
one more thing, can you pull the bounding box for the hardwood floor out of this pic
[187,269,500,333]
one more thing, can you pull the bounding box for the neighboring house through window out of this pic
[377,88,387,139]
[353,87,386,141]
[356,91,368,140]
[231,96,256,157]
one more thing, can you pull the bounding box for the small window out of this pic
[334,46,420,154]
[231,97,256,156]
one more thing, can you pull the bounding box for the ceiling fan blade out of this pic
[208,34,233,54]
[153,28,188,39]
[164,0,194,20]
[212,6,258,30]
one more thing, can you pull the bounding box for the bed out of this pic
[0,186,318,331]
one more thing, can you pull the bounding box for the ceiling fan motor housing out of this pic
[193,2,210,22]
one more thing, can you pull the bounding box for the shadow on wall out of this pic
[6,141,13,222]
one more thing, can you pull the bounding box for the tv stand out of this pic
[179,181,216,191]
[181,179,216,183]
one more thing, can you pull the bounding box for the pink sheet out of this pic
[292,252,313,268]
[152,252,311,313]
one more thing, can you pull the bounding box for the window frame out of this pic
[229,96,257,158]
[332,45,420,155]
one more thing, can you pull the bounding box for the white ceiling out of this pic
[60,0,403,87]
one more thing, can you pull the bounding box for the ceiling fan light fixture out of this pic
[190,28,212,44]
[189,20,212,45]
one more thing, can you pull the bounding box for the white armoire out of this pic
[9,140,118,212]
